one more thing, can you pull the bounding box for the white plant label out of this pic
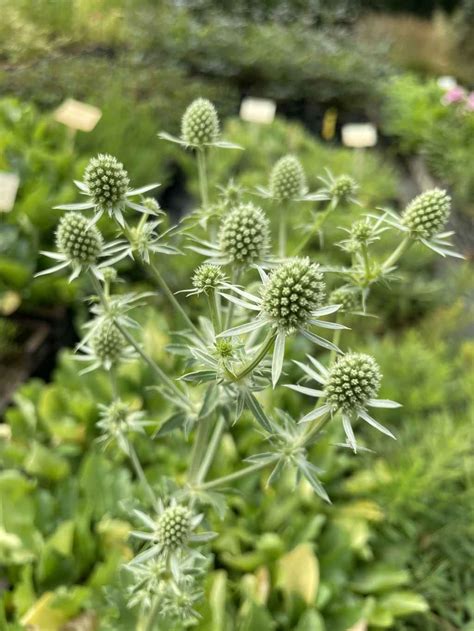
[240,97,276,124]
[342,123,377,149]
[0,172,20,212]
[54,98,102,132]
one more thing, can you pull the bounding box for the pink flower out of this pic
[442,86,466,105]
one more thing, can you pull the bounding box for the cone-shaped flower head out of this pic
[84,153,129,211]
[156,505,192,550]
[401,188,451,239]
[192,264,226,293]
[330,174,357,202]
[142,197,160,214]
[181,98,219,146]
[91,322,126,365]
[218,203,270,266]
[269,155,306,200]
[351,219,374,244]
[325,353,381,412]
[56,212,103,265]
[329,286,358,313]
[262,258,325,332]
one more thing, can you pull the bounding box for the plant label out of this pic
[240,97,276,124]
[342,123,377,149]
[54,98,102,132]
[0,172,20,212]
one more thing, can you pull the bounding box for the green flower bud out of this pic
[351,219,373,244]
[143,197,161,214]
[330,175,356,202]
[269,155,306,200]
[102,267,118,284]
[192,264,225,293]
[329,286,358,312]
[91,321,126,364]
[156,505,192,550]
[401,188,451,238]
[218,203,270,266]
[214,339,234,359]
[56,212,103,264]
[84,153,129,211]
[262,258,326,332]
[181,98,219,146]
[325,353,381,411]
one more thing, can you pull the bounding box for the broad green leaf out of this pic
[277,543,319,605]
[238,601,275,631]
[24,441,70,481]
[351,564,410,594]
[295,610,326,631]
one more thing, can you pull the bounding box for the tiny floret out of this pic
[262,258,325,332]
[329,286,358,312]
[91,321,126,364]
[330,174,357,202]
[269,155,306,200]
[351,219,374,244]
[142,197,161,214]
[325,353,381,411]
[218,203,270,266]
[156,505,192,550]
[84,153,129,211]
[401,188,451,239]
[192,264,226,293]
[181,98,219,146]
[56,212,102,264]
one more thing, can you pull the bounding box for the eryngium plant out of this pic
[36,97,463,629]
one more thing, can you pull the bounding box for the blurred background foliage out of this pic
[0,0,473,629]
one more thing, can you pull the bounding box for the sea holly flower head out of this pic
[289,354,401,452]
[74,319,136,373]
[380,188,463,259]
[261,257,326,333]
[187,203,273,269]
[324,353,381,411]
[401,188,451,239]
[191,264,227,295]
[130,498,215,565]
[84,153,129,213]
[96,399,154,453]
[218,203,271,267]
[318,169,360,206]
[181,98,219,146]
[269,155,306,201]
[159,98,242,150]
[329,286,359,313]
[35,212,127,282]
[55,153,159,227]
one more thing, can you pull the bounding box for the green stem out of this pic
[224,268,241,330]
[328,316,342,366]
[188,416,213,483]
[361,244,371,282]
[140,595,161,631]
[228,330,276,382]
[89,273,188,407]
[292,198,336,256]
[127,438,157,506]
[197,148,209,209]
[196,415,226,483]
[278,206,286,258]
[381,236,412,272]
[207,290,222,333]
[148,261,203,341]
[198,458,277,491]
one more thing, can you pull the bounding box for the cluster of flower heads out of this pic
[34,95,466,628]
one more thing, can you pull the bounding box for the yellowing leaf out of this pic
[277,543,319,604]
[21,592,69,631]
